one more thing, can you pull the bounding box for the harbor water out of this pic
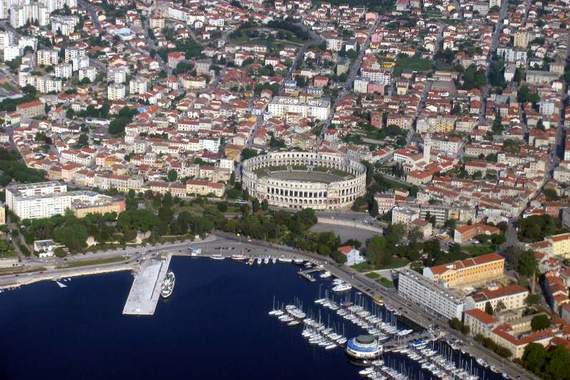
[0,258,504,379]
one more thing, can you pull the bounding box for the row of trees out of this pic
[474,334,512,358]
[218,207,347,262]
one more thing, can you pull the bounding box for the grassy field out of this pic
[393,55,433,76]
[463,244,495,256]
[63,256,127,268]
[365,271,395,288]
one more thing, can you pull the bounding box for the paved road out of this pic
[479,0,509,123]
[78,0,101,32]
[317,17,380,147]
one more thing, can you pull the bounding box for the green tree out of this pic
[531,315,550,331]
[367,235,391,268]
[525,294,540,306]
[545,345,570,380]
[77,133,89,148]
[518,250,537,277]
[518,85,540,104]
[523,343,548,374]
[167,170,177,182]
[485,301,494,315]
[461,64,487,89]
[518,215,560,242]
[241,148,258,161]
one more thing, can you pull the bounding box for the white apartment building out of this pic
[6,181,71,219]
[326,37,343,52]
[7,0,77,26]
[398,268,465,320]
[353,78,369,94]
[3,45,20,62]
[10,3,49,28]
[50,15,78,36]
[71,55,89,71]
[107,66,129,84]
[361,70,392,85]
[36,48,59,66]
[0,30,14,49]
[200,138,220,153]
[129,77,148,95]
[430,135,464,156]
[391,206,420,225]
[267,96,331,121]
[34,76,62,93]
[17,35,36,51]
[78,66,96,82]
[108,83,126,100]
[54,62,73,79]
[64,47,85,63]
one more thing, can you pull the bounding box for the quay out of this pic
[383,331,440,352]
[0,261,135,290]
[123,254,172,316]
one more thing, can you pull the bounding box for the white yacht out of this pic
[320,271,332,279]
[160,271,175,298]
[332,282,352,293]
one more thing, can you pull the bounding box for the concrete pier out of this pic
[123,255,172,316]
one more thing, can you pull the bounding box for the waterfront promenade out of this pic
[0,232,537,380]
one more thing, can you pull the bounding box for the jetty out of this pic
[298,267,320,282]
[123,254,172,316]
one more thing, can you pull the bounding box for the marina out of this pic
[265,263,505,380]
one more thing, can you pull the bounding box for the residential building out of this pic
[337,245,365,266]
[547,233,570,258]
[465,284,529,312]
[423,252,505,287]
[398,268,465,320]
[454,223,501,243]
[267,96,331,121]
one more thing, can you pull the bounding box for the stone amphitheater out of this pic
[241,151,367,210]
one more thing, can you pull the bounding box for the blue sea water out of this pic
[0,258,502,380]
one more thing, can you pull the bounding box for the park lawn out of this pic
[366,271,381,279]
[393,56,433,76]
[354,256,409,271]
[353,262,376,272]
[377,277,394,288]
[382,256,409,269]
[63,256,127,268]
[463,243,495,256]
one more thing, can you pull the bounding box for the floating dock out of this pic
[123,255,172,316]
